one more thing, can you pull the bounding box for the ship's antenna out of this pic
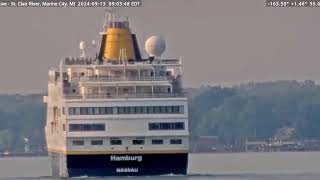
[79,41,86,58]
[179,56,183,75]
[91,40,97,60]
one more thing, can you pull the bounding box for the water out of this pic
[1,152,320,179]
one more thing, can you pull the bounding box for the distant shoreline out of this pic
[0,152,47,158]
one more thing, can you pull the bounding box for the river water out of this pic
[0,152,320,179]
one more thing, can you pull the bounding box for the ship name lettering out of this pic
[110,155,142,162]
[116,168,139,173]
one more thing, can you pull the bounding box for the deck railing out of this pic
[71,76,173,82]
[64,93,185,99]
[63,58,180,65]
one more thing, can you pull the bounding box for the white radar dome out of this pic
[145,36,166,58]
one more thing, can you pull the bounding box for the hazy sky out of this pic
[0,0,319,93]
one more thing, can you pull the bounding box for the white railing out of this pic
[64,93,185,99]
[71,76,173,82]
[63,58,180,65]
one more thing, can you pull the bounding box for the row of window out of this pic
[72,139,183,146]
[149,122,185,130]
[68,106,184,115]
[69,122,185,132]
[69,124,105,132]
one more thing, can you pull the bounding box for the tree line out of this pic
[1,80,320,151]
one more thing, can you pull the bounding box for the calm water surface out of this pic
[0,152,320,180]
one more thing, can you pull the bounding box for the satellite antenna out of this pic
[145,36,166,59]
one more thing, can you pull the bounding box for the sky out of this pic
[0,0,320,93]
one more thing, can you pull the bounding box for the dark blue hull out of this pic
[50,152,188,177]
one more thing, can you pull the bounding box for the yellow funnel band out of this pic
[104,28,135,61]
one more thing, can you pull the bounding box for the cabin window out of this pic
[129,107,135,114]
[132,139,145,145]
[91,140,103,145]
[80,107,87,115]
[160,123,172,130]
[99,107,106,114]
[152,139,163,145]
[72,140,84,146]
[172,106,179,113]
[94,107,100,115]
[149,122,185,130]
[147,106,154,114]
[110,139,122,145]
[136,106,142,114]
[112,107,118,114]
[154,106,161,114]
[179,106,185,114]
[87,107,94,115]
[69,124,81,131]
[82,124,92,131]
[160,106,167,114]
[173,122,185,130]
[67,106,184,115]
[149,123,161,130]
[170,139,182,145]
[69,124,105,132]
[142,106,148,114]
[166,106,173,113]
[91,124,106,131]
[75,107,81,115]
[106,107,113,114]
[118,107,125,114]
[124,107,130,114]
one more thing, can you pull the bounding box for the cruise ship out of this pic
[44,12,189,177]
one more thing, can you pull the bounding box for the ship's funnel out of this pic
[98,16,141,62]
